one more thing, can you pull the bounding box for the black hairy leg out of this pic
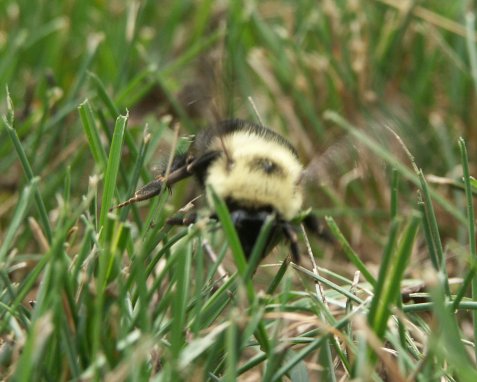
[166,212,198,226]
[111,178,166,210]
[302,213,334,244]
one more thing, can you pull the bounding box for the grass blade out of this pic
[99,113,128,230]
[369,213,420,340]
[78,99,108,170]
[324,216,376,286]
[0,177,37,262]
[458,137,477,361]
[2,89,52,242]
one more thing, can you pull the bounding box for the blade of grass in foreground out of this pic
[225,311,239,381]
[99,112,128,229]
[208,186,271,354]
[427,268,477,381]
[89,71,152,195]
[458,137,477,361]
[367,218,399,328]
[418,170,450,296]
[170,239,192,358]
[325,216,376,286]
[78,99,108,170]
[207,187,248,289]
[0,177,37,262]
[2,89,52,243]
[91,112,127,364]
[12,312,54,381]
[366,212,420,369]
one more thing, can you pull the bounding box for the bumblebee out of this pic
[114,119,323,262]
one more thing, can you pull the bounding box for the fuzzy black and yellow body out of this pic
[114,119,320,262]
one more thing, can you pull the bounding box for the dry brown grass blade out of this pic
[375,0,476,41]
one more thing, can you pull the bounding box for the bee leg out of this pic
[169,153,188,172]
[282,223,300,264]
[110,158,188,211]
[112,151,220,211]
[110,178,165,210]
[186,150,221,176]
[148,150,219,198]
[166,212,198,226]
[136,150,220,196]
[303,213,334,243]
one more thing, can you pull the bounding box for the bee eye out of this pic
[249,157,281,175]
[261,159,276,174]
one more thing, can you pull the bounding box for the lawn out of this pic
[1,0,477,380]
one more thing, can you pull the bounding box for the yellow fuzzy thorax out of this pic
[205,130,304,220]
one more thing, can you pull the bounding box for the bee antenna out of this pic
[218,134,233,169]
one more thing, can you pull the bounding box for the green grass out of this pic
[2,0,477,380]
